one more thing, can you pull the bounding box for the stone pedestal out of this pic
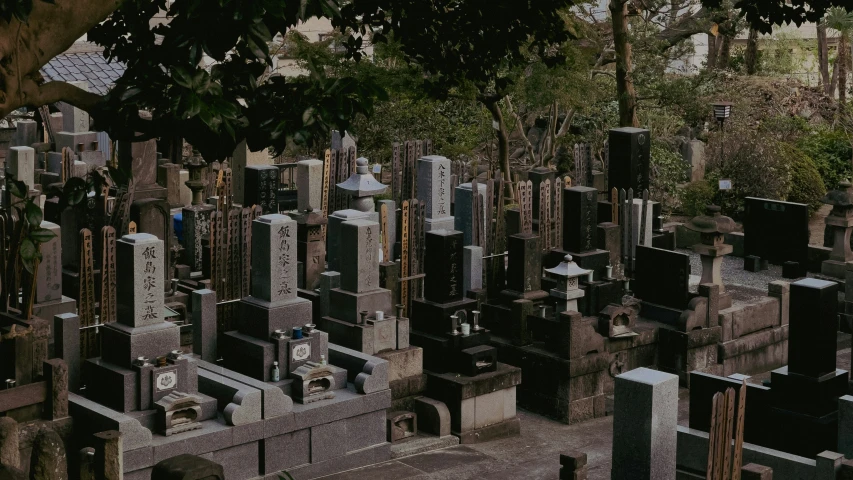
[611,367,677,480]
[424,364,521,444]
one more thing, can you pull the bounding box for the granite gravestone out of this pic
[788,278,838,378]
[7,146,35,190]
[297,159,324,213]
[611,368,678,480]
[36,221,62,303]
[244,165,279,214]
[231,140,271,206]
[563,186,598,253]
[417,156,455,231]
[250,214,298,305]
[608,127,650,195]
[423,229,464,304]
[454,182,487,246]
[633,245,690,310]
[116,234,165,328]
[743,197,808,268]
[118,136,167,201]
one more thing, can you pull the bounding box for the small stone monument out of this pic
[336,158,387,214]
[685,205,735,309]
[545,255,592,313]
[820,180,853,279]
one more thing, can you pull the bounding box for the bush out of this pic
[705,119,792,218]
[797,127,853,191]
[680,181,715,217]
[649,141,686,216]
[783,146,826,214]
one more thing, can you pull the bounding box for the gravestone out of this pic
[417,156,454,231]
[682,139,705,182]
[33,222,77,321]
[130,198,171,285]
[57,81,91,133]
[743,198,808,269]
[563,186,598,253]
[116,234,166,328]
[611,367,678,480]
[633,245,690,310]
[529,166,555,220]
[788,278,837,378]
[181,205,214,272]
[326,209,371,272]
[454,182,487,246]
[608,127,650,195]
[14,119,37,147]
[424,229,464,304]
[463,246,483,294]
[118,135,167,201]
[7,147,35,189]
[243,165,279,214]
[231,140,271,206]
[297,159,323,213]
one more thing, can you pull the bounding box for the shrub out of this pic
[680,181,715,217]
[705,119,792,218]
[649,141,686,216]
[783,146,826,214]
[797,127,853,191]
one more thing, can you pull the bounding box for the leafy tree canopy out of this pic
[701,0,851,34]
[0,0,574,161]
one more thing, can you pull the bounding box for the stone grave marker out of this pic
[633,245,690,310]
[608,127,650,195]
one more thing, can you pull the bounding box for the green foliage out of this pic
[352,95,492,165]
[79,0,577,161]
[680,181,716,217]
[783,145,826,214]
[797,127,853,191]
[701,0,851,34]
[649,142,686,215]
[6,175,56,274]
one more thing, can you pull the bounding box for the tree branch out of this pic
[505,97,538,166]
[33,81,105,112]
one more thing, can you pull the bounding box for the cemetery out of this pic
[3,0,853,479]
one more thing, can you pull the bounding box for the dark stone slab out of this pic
[744,197,808,267]
[244,166,279,214]
[424,229,464,304]
[562,187,598,253]
[789,278,838,378]
[633,245,690,310]
[505,233,542,295]
[607,127,650,194]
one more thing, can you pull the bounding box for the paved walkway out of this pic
[320,346,851,480]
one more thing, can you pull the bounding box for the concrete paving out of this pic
[319,347,852,480]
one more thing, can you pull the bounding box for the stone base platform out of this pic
[72,369,394,480]
[489,335,608,425]
[424,363,521,444]
[389,432,459,459]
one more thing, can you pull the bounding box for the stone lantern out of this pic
[336,157,387,214]
[685,205,735,308]
[821,180,853,279]
[545,254,592,313]
[183,149,208,206]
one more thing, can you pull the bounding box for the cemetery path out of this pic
[320,347,853,479]
[319,388,693,480]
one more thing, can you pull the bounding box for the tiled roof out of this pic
[40,51,126,96]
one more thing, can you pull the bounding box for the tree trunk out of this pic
[840,34,849,109]
[610,0,639,128]
[707,33,718,70]
[718,34,732,70]
[745,28,759,75]
[484,98,515,201]
[818,24,831,94]
[831,54,840,97]
[0,0,120,118]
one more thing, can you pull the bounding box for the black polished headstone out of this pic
[789,278,838,378]
[562,186,598,253]
[607,127,650,195]
[506,233,541,294]
[634,245,690,310]
[244,165,279,214]
[424,229,464,304]
[743,197,808,267]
